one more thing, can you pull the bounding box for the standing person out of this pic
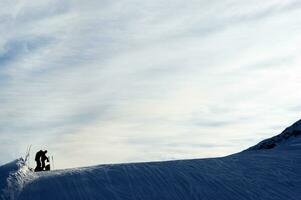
[35,150,44,172]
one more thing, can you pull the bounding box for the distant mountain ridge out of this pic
[247,119,301,151]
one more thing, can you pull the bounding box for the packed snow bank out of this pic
[16,149,301,200]
[2,119,301,200]
[0,159,37,200]
[0,159,20,199]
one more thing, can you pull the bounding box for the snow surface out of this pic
[247,119,301,151]
[1,120,301,200]
[0,159,37,200]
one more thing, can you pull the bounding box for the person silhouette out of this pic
[35,150,43,172]
[35,150,48,172]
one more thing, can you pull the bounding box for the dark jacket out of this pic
[35,150,44,161]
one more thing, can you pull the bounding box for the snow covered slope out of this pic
[1,120,301,200]
[247,119,301,151]
[0,159,37,200]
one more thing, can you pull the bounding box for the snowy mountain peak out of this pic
[247,119,301,151]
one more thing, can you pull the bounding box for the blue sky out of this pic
[1,0,301,168]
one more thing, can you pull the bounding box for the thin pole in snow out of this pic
[24,145,32,166]
[52,156,54,170]
[28,145,32,167]
[28,147,30,167]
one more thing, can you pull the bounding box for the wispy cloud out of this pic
[1,0,301,168]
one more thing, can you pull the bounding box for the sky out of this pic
[1,0,301,169]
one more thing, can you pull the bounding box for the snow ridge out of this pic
[1,159,36,200]
[2,119,301,200]
[247,119,301,151]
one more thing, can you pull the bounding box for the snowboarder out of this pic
[35,150,49,172]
